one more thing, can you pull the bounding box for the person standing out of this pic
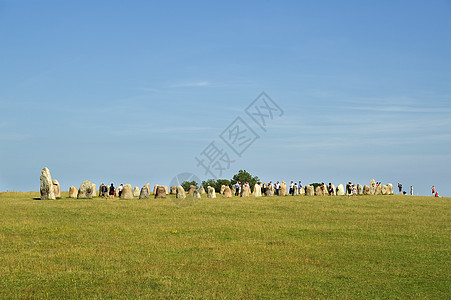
[118,184,124,197]
[289,181,294,196]
[101,183,108,199]
[398,183,403,195]
[109,184,115,200]
[432,186,435,196]
[352,184,357,198]
[234,182,240,196]
[410,186,413,195]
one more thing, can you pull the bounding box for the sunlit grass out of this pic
[0,192,450,298]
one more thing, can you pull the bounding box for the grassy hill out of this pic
[0,192,450,299]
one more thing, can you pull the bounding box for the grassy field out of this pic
[0,192,450,299]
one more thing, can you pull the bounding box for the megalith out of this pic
[242,186,250,197]
[207,186,216,198]
[336,184,345,196]
[78,180,93,199]
[40,167,56,200]
[69,186,78,198]
[223,186,232,198]
[52,179,61,198]
[133,186,140,197]
[306,185,314,196]
[155,186,167,199]
[363,185,371,195]
[193,190,201,199]
[253,184,262,197]
[176,185,186,199]
[121,184,134,199]
[139,183,150,199]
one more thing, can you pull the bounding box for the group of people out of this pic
[397,183,441,197]
[431,185,441,197]
[98,183,124,199]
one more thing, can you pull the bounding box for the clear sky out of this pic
[1,0,450,196]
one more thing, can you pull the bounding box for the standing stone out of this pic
[336,184,345,196]
[305,185,314,196]
[133,186,140,197]
[279,183,287,196]
[387,184,394,195]
[363,185,371,195]
[375,185,382,195]
[91,183,97,197]
[115,187,120,197]
[223,186,232,198]
[220,185,226,195]
[78,180,93,199]
[188,185,197,196]
[266,184,274,197]
[207,186,216,198]
[231,185,236,195]
[153,185,159,194]
[315,186,322,196]
[120,184,134,199]
[253,184,262,197]
[199,186,206,194]
[40,167,56,200]
[299,187,305,196]
[370,179,376,195]
[176,185,186,199]
[242,186,250,197]
[193,190,201,199]
[357,184,363,195]
[52,179,61,198]
[170,185,177,194]
[164,186,169,195]
[293,185,299,196]
[69,186,78,198]
[381,185,388,195]
[139,183,150,199]
[155,186,166,199]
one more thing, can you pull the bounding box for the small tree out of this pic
[231,170,259,190]
[181,180,198,191]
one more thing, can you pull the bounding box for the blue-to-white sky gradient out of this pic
[1,1,450,196]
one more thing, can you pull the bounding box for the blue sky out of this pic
[1,0,450,196]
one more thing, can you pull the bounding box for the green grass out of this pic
[0,192,450,299]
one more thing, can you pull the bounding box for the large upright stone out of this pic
[279,183,287,196]
[293,185,299,196]
[176,185,186,199]
[220,185,226,195]
[387,184,394,195]
[242,186,250,197]
[315,186,322,196]
[363,185,371,195]
[336,184,345,196]
[253,184,262,197]
[223,186,232,198]
[375,185,382,195]
[266,184,274,197]
[78,180,93,199]
[155,186,166,199]
[207,186,216,198]
[188,185,197,196]
[133,186,140,197]
[299,187,305,196]
[121,184,134,199]
[40,167,56,200]
[193,190,201,199]
[69,186,78,198]
[231,185,237,195]
[199,186,206,194]
[305,185,314,196]
[370,179,376,195]
[52,179,61,198]
[139,183,150,199]
[381,185,388,195]
[357,184,363,195]
[91,183,97,197]
[170,185,177,194]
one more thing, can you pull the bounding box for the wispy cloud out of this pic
[169,81,211,88]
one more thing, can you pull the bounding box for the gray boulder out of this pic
[121,184,134,199]
[133,186,140,197]
[266,184,274,196]
[78,180,93,199]
[193,190,201,199]
[207,186,216,198]
[52,179,61,198]
[155,186,167,198]
[199,186,206,194]
[363,185,371,195]
[242,186,250,197]
[69,186,78,198]
[170,185,177,194]
[40,167,56,200]
[176,185,186,199]
[305,185,314,196]
[223,186,232,198]
[139,183,150,199]
[357,184,363,195]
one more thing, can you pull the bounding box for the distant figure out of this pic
[410,186,413,196]
[289,181,294,196]
[432,186,435,196]
[234,182,240,196]
[328,183,334,195]
[347,182,352,198]
[275,181,280,196]
[298,181,302,190]
[118,184,124,197]
[435,192,440,197]
[321,182,326,196]
[101,183,108,199]
[398,183,403,195]
[109,184,115,199]
[352,184,357,197]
